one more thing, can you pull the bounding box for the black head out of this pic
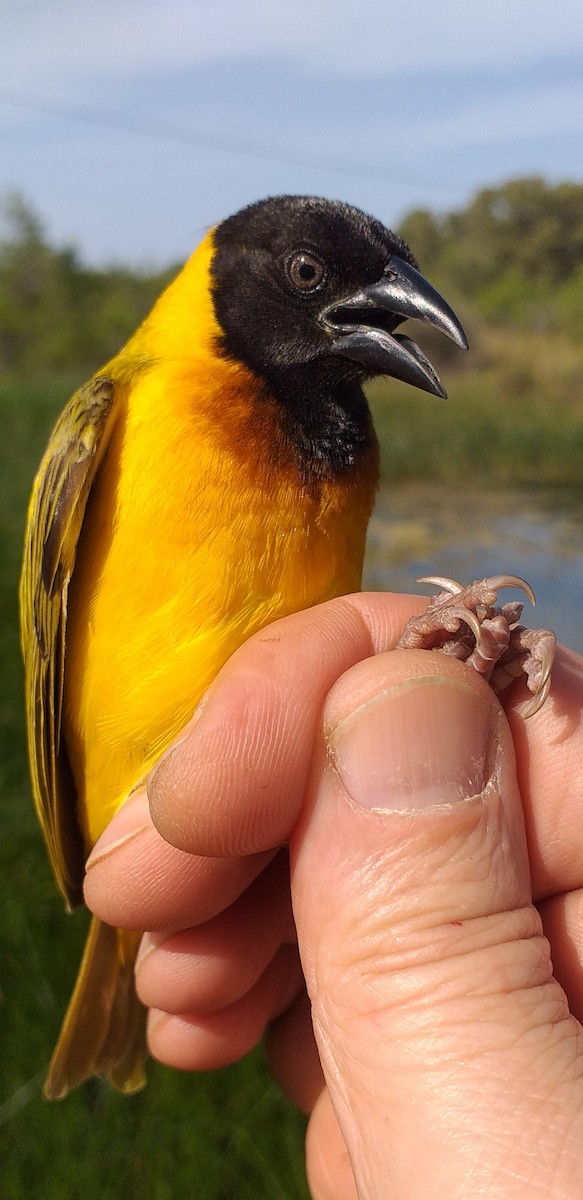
[210,196,467,477]
[211,195,466,396]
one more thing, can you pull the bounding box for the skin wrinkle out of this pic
[311,985,582,1198]
[314,920,554,1033]
[343,589,425,657]
[332,901,547,989]
[308,870,555,1048]
[307,907,577,1142]
[310,789,529,968]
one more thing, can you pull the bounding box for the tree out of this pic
[398,177,583,333]
[0,192,173,373]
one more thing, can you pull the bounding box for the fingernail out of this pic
[330,676,491,811]
[147,693,210,795]
[147,1009,170,1038]
[85,792,151,870]
[135,932,166,970]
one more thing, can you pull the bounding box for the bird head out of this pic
[211,195,467,401]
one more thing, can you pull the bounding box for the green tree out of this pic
[398,176,583,334]
[0,193,173,374]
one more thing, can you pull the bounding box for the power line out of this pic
[0,87,463,196]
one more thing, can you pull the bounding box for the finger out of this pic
[305,1089,358,1200]
[506,646,583,898]
[539,888,583,1026]
[135,851,294,1012]
[147,592,425,857]
[83,789,274,931]
[264,988,324,1114]
[291,649,583,1198]
[147,944,303,1071]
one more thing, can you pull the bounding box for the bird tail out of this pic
[44,916,147,1100]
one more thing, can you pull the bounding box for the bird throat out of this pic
[265,364,378,484]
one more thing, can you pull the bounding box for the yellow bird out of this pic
[20,196,467,1098]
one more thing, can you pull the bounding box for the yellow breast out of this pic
[63,232,377,847]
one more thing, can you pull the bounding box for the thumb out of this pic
[290,651,575,1200]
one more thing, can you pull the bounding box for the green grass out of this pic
[0,376,308,1200]
[368,326,583,485]
[370,374,583,486]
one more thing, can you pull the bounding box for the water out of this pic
[364,484,583,654]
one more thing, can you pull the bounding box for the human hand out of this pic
[84,593,583,1199]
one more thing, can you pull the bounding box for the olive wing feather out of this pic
[19,377,117,909]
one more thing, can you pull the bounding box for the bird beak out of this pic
[320,255,468,398]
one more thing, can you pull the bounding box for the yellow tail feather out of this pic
[44,917,146,1100]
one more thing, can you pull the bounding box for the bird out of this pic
[20,194,469,1100]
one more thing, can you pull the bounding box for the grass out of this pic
[371,372,583,485]
[368,325,583,485]
[0,376,309,1200]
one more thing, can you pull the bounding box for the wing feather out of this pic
[20,377,118,908]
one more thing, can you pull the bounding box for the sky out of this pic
[1,0,583,267]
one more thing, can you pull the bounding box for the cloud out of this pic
[2,0,582,264]
[3,0,583,93]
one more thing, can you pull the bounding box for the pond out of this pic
[363,484,583,655]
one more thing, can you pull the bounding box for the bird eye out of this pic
[286,250,327,294]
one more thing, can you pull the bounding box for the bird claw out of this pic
[397,574,556,716]
[490,627,556,718]
[418,573,537,609]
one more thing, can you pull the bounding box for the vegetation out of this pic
[0,193,175,376]
[399,176,583,339]
[1,177,582,1198]
[384,176,583,485]
[1,177,582,486]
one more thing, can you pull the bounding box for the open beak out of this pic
[320,255,468,398]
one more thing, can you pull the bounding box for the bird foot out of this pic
[396,573,556,717]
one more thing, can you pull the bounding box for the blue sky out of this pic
[2,0,583,266]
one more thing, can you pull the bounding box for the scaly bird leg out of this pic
[396,574,556,717]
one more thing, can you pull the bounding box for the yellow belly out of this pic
[63,362,376,847]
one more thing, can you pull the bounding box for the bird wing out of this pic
[19,377,118,909]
